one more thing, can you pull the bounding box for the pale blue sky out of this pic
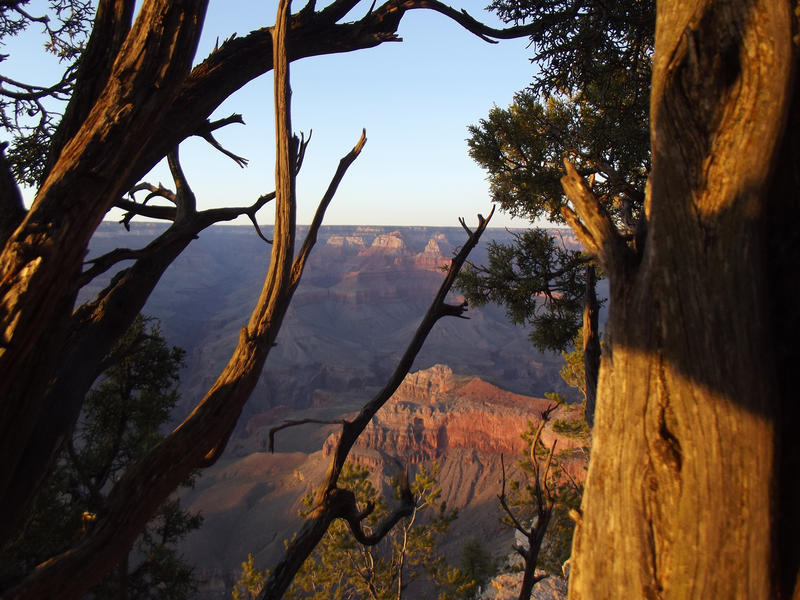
[10,0,537,227]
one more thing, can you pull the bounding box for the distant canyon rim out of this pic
[84,222,592,595]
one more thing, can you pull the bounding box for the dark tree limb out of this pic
[192,112,249,169]
[498,454,530,536]
[196,129,249,168]
[89,183,277,286]
[291,129,366,289]
[167,148,197,222]
[269,419,348,453]
[0,143,25,245]
[395,0,542,43]
[1,3,361,594]
[334,481,414,545]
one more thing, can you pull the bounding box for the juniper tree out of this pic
[458,0,654,425]
[0,316,202,599]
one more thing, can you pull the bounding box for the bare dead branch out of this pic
[458,215,473,236]
[291,129,367,288]
[167,148,197,222]
[541,439,557,504]
[395,0,542,44]
[80,248,151,286]
[337,479,415,545]
[498,453,530,536]
[197,129,249,168]
[439,300,469,319]
[560,159,629,273]
[204,112,245,132]
[268,418,348,452]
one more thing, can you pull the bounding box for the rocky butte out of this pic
[179,365,587,597]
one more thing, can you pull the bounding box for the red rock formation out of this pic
[413,236,453,271]
[323,365,586,468]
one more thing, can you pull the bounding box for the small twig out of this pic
[560,462,582,496]
[291,129,366,287]
[498,453,529,536]
[458,216,472,236]
[197,130,249,168]
[194,114,249,167]
[268,418,348,452]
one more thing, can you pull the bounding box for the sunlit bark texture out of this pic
[564,1,799,598]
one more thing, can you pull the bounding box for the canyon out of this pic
[82,223,589,595]
[180,364,587,597]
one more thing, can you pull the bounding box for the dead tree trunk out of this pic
[563,1,799,597]
[581,264,600,428]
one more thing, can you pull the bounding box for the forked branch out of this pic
[497,405,560,600]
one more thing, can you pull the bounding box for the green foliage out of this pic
[0,315,201,597]
[552,417,589,438]
[456,229,586,352]
[283,462,472,600]
[482,0,654,194]
[0,1,95,185]
[459,538,497,595]
[77,316,186,491]
[488,0,654,111]
[558,327,603,415]
[461,0,654,357]
[559,330,587,399]
[232,554,268,600]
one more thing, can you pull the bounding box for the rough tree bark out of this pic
[0,0,538,555]
[563,1,798,598]
[2,0,367,595]
[0,0,209,539]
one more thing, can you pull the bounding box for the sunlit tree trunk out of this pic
[564,1,799,597]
